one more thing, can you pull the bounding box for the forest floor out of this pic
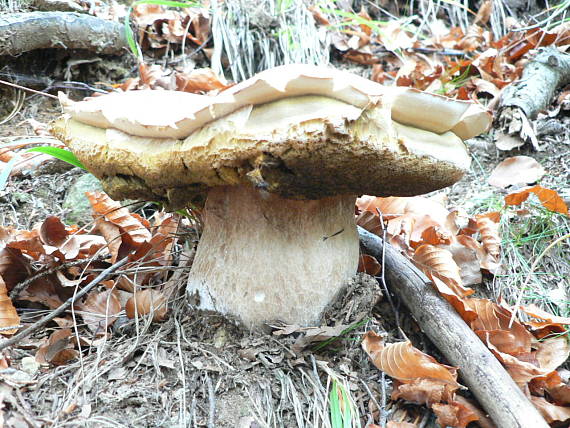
[1,2,570,427]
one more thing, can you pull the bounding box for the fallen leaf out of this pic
[413,245,473,297]
[530,396,570,424]
[474,213,501,259]
[36,329,79,366]
[358,254,381,275]
[432,400,479,428]
[488,156,546,189]
[504,185,569,215]
[0,277,19,335]
[362,331,460,387]
[76,289,121,333]
[125,289,168,322]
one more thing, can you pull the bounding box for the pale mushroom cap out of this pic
[60,64,491,140]
[52,94,473,208]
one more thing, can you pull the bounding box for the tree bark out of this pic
[0,12,128,56]
[358,227,548,428]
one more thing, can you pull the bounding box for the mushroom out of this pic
[51,64,491,328]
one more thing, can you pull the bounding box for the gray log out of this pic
[358,227,548,428]
[0,12,128,56]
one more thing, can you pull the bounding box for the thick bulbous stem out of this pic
[187,185,359,328]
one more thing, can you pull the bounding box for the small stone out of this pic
[21,357,40,375]
[63,173,103,225]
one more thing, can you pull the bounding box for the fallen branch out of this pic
[0,12,128,56]
[495,47,570,150]
[358,227,548,428]
[0,257,128,352]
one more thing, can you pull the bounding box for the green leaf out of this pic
[26,147,86,170]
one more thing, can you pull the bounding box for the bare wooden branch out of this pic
[496,47,570,150]
[358,227,548,428]
[0,12,128,56]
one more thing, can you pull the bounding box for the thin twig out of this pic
[206,373,216,428]
[0,79,58,99]
[9,254,111,300]
[0,257,128,352]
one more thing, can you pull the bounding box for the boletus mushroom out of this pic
[51,64,491,328]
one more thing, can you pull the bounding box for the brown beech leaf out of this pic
[36,329,79,366]
[357,195,452,246]
[0,247,31,289]
[0,276,20,335]
[125,289,168,322]
[431,400,479,428]
[504,185,569,215]
[362,331,460,387]
[486,341,549,386]
[358,254,381,275]
[76,289,121,333]
[39,216,68,247]
[465,298,533,355]
[520,304,570,327]
[175,68,232,93]
[391,378,458,406]
[413,245,473,297]
[87,192,152,247]
[474,213,501,259]
[94,218,123,263]
[421,226,453,246]
[535,336,570,372]
[530,396,570,424]
[440,241,482,286]
[429,276,478,323]
[456,234,501,275]
[453,396,496,428]
[488,156,545,189]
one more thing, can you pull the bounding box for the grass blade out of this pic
[26,147,86,170]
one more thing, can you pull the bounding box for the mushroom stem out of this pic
[187,185,359,328]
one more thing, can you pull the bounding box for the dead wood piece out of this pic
[358,227,548,428]
[496,47,570,150]
[0,12,128,56]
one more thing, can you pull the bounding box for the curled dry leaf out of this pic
[175,68,232,93]
[0,247,30,289]
[535,336,570,373]
[36,329,79,366]
[413,244,473,297]
[474,213,501,259]
[504,185,569,216]
[39,216,68,247]
[358,254,381,275]
[431,400,479,428]
[440,241,482,286]
[125,289,168,322]
[530,396,570,424]
[488,156,545,189]
[362,331,460,387]
[520,304,570,337]
[0,276,20,335]
[464,298,532,356]
[87,192,152,246]
[391,378,458,406]
[76,289,121,333]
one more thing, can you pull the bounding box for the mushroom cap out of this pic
[52,65,491,208]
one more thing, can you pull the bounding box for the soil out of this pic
[1,37,569,428]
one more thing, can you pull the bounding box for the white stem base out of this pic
[187,186,359,328]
